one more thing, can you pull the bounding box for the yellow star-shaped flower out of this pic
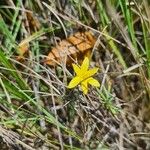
[68,57,100,94]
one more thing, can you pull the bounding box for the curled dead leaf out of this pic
[26,12,41,31]
[15,42,29,61]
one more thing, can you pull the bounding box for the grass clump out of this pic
[0,0,150,149]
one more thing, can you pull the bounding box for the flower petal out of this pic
[72,64,80,75]
[81,80,88,94]
[84,67,99,79]
[68,76,81,88]
[87,77,100,87]
[80,57,89,73]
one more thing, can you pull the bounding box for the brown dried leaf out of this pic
[17,43,29,56]
[15,42,29,61]
[45,31,96,66]
[26,12,41,31]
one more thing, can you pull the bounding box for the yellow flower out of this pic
[68,57,100,94]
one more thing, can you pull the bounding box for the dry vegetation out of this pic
[0,0,150,149]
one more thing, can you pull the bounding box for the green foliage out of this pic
[98,87,119,115]
[0,0,150,149]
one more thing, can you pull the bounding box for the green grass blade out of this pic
[118,0,138,50]
[96,0,127,68]
[0,77,29,100]
[0,49,29,90]
[0,15,16,48]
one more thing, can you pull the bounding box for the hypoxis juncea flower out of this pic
[68,57,100,94]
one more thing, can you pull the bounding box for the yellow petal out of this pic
[87,77,100,87]
[80,57,89,73]
[72,64,80,75]
[81,80,88,94]
[83,68,99,79]
[68,76,81,88]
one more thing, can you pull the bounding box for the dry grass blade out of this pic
[1,0,150,149]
